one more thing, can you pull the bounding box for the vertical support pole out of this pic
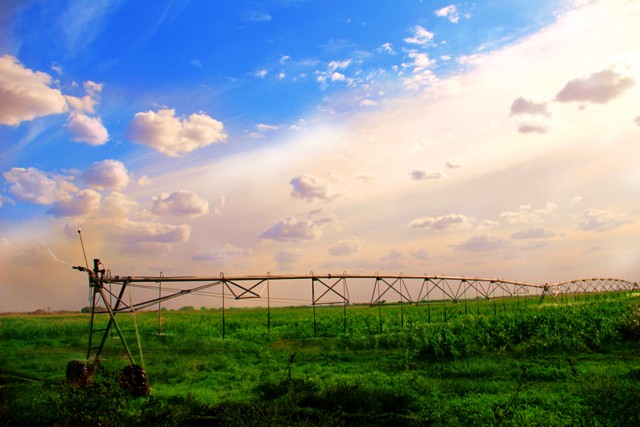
[463,281,468,315]
[157,272,163,337]
[222,282,226,340]
[342,278,347,335]
[502,284,506,312]
[267,277,271,334]
[377,279,383,334]
[492,282,498,315]
[426,279,431,323]
[443,288,448,323]
[399,278,404,329]
[312,278,317,338]
[86,287,98,362]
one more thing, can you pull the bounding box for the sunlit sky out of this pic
[1,0,639,312]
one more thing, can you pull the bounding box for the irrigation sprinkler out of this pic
[68,255,638,391]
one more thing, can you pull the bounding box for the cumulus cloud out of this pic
[3,167,77,205]
[500,203,557,224]
[260,209,334,242]
[290,174,344,202]
[578,209,630,232]
[112,218,191,244]
[275,248,302,265]
[64,81,103,114]
[128,108,227,157]
[404,25,434,45]
[356,172,374,183]
[329,236,364,256]
[555,62,636,104]
[410,213,473,231]
[411,170,442,181]
[47,189,101,217]
[192,244,250,261]
[248,123,279,138]
[511,227,555,239]
[402,51,437,89]
[435,5,460,23]
[410,249,430,260]
[450,235,505,252]
[66,113,109,145]
[151,190,210,217]
[517,123,549,134]
[82,159,130,190]
[510,97,550,116]
[0,55,68,125]
[315,59,353,88]
[102,192,140,217]
[377,42,395,54]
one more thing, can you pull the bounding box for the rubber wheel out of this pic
[65,360,89,388]
[119,364,149,396]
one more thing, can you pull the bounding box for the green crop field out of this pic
[2,293,640,426]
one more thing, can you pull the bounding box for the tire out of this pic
[119,364,149,396]
[65,360,89,388]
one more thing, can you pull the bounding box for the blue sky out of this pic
[1,0,639,311]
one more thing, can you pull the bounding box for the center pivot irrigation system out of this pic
[67,232,638,395]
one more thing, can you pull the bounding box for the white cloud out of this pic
[450,235,506,252]
[275,248,302,265]
[411,170,442,181]
[329,236,364,256]
[290,174,344,202]
[241,11,272,22]
[102,192,140,217]
[111,218,191,244]
[128,108,227,157]
[377,42,395,54]
[328,59,352,72]
[555,61,636,104]
[64,80,103,114]
[151,190,210,217]
[256,123,279,132]
[66,113,109,145]
[192,244,250,261]
[634,115,640,126]
[3,167,77,205]
[260,210,334,242]
[356,172,374,183]
[360,99,378,107]
[445,162,461,169]
[578,209,630,232]
[500,203,557,224]
[435,5,460,23]
[511,227,555,239]
[410,214,473,231]
[331,72,346,82]
[402,51,437,89]
[404,25,434,45]
[47,189,101,217]
[82,159,130,190]
[0,55,68,125]
[510,97,550,116]
[517,123,549,134]
[477,220,501,230]
[410,249,430,260]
